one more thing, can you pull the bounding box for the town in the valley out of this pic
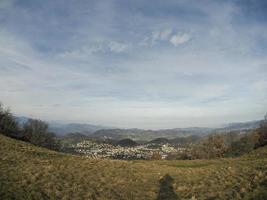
[71,140,186,160]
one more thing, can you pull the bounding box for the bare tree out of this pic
[257,113,267,147]
[0,103,19,137]
[23,119,59,150]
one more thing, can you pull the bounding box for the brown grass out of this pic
[0,134,266,200]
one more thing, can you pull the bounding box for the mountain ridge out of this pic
[15,116,262,140]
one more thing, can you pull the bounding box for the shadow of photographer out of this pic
[157,174,179,200]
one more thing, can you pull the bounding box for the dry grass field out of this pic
[0,134,267,200]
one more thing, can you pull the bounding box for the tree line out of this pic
[168,114,267,160]
[0,103,59,150]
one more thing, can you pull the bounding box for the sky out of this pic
[0,0,267,129]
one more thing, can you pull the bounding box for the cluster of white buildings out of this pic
[73,140,182,160]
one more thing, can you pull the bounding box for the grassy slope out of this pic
[0,134,267,200]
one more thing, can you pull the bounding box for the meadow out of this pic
[0,134,266,200]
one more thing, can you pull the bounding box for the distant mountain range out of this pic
[15,116,110,135]
[221,120,262,130]
[15,116,262,140]
[91,120,263,140]
[91,127,213,141]
[48,122,109,135]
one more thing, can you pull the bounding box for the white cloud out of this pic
[150,29,191,46]
[108,41,129,53]
[58,40,129,59]
[1,1,267,129]
[169,33,191,46]
[152,29,172,42]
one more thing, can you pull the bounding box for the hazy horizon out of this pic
[1,0,267,129]
[14,113,264,131]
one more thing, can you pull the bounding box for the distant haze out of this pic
[0,0,267,129]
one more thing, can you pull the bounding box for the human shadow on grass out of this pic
[157,174,179,200]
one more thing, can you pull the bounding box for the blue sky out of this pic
[0,0,266,129]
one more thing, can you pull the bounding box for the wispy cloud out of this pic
[169,33,191,46]
[58,40,130,59]
[0,0,266,128]
[152,29,173,42]
[149,29,191,46]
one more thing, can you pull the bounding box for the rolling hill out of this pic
[116,138,138,147]
[16,116,262,141]
[48,122,109,135]
[0,134,267,199]
[15,117,110,135]
[89,121,262,141]
[92,128,213,141]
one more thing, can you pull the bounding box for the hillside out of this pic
[15,117,110,135]
[48,123,109,135]
[116,138,138,147]
[0,134,267,200]
[91,121,261,141]
[92,128,212,141]
[222,120,262,130]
